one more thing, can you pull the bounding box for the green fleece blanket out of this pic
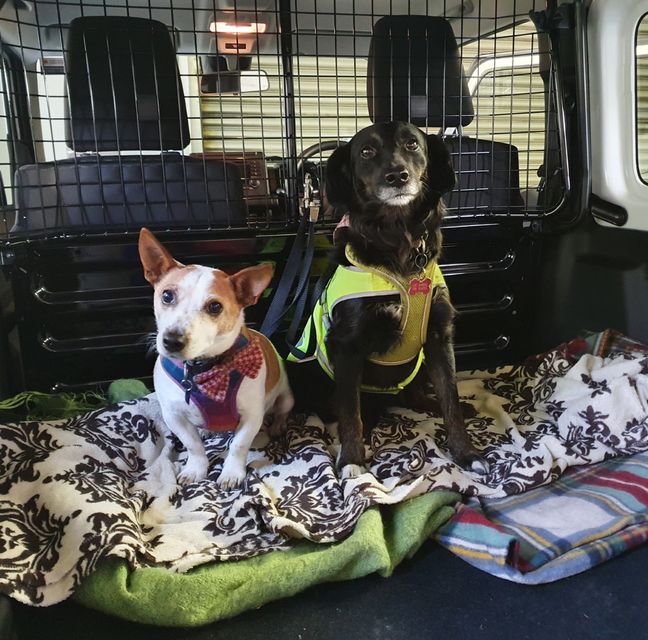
[74,490,458,627]
[0,380,458,627]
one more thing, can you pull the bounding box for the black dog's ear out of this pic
[425,134,456,195]
[324,143,353,207]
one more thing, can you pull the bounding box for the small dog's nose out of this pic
[163,331,185,353]
[385,169,410,186]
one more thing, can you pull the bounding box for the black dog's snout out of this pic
[163,330,185,353]
[385,168,410,186]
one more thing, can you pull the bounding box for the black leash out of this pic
[260,173,323,348]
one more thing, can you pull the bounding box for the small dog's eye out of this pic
[206,301,223,315]
[161,290,175,305]
[360,146,376,159]
[405,139,419,151]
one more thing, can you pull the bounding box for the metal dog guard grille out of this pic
[0,0,565,244]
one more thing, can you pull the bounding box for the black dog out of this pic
[288,121,486,476]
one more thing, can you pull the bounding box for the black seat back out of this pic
[443,138,525,210]
[367,15,524,211]
[13,154,244,232]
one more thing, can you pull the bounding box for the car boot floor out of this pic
[11,541,642,640]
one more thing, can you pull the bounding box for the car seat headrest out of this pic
[64,15,189,152]
[367,15,474,128]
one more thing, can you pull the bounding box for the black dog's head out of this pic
[325,121,455,215]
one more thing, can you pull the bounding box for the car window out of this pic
[463,21,546,200]
[201,55,371,157]
[0,57,10,205]
[637,14,648,182]
[37,64,68,163]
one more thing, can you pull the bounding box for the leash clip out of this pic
[413,234,428,272]
[181,363,194,404]
[302,172,320,223]
[302,173,313,210]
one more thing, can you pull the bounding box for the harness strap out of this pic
[285,259,337,360]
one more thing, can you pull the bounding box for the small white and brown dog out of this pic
[138,227,294,488]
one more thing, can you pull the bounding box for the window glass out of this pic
[201,55,284,157]
[0,60,11,206]
[637,15,648,182]
[37,70,69,163]
[462,20,546,196]
[200,54,371,157]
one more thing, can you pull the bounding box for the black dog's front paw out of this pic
[336,447,369,479]
[336,416,367,471]
[337,442,366,471]
[447,426,489,475]
[453,445,490,475]
[466,454,490,475]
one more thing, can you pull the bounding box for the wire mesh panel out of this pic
[0,0,560,242]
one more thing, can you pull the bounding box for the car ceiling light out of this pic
[210,21,267,34]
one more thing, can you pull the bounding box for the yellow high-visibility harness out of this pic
[288,245,446,393]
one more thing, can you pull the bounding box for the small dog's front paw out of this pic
[341,463,367,479]
[177,456,209,484]
[217,463,246,490]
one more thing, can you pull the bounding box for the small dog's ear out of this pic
[324,143,353,207]
[425,134,456,195]
[229,263,274,308]
[138,227,181,285]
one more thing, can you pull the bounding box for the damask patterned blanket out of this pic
[2,336,648,606]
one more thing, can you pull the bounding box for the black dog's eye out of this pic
[360,146,376,159]
[161,290,175,305]
[405,139,419,151]
[206,301,223,316]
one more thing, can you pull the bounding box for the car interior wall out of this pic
[530,4,648,352]
[532,222,648,353]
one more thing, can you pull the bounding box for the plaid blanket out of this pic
[435,451,648,583]
[435,329,648,583]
